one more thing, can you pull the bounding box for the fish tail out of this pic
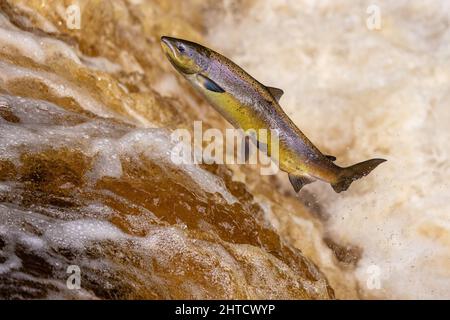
[331,158,386,193]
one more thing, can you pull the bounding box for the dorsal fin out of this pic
[267,86,284,102]
[196,74,225,93]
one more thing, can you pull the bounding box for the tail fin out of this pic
[332,158,386,193]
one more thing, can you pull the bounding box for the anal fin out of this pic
[288,174,315,193]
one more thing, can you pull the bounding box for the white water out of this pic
[207,0,450,299]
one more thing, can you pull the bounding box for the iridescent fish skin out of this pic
[161,36,386,193]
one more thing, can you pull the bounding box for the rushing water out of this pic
[0,0,449,299]
[207,0,450,299]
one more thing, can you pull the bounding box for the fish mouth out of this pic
[160,36,187,71]
[160,36,176,58]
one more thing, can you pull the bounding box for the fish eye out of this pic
[177,44,185,53]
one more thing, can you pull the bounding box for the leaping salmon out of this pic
[161,36,386,193]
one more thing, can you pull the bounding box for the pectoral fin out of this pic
[288,174,315,193]
[325,155,337,161]
[243,135,250,162]
[197,74,225,93]
[267,86,284,102]
[243,136,268,161]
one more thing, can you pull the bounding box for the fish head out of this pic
[161,36,209,75]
